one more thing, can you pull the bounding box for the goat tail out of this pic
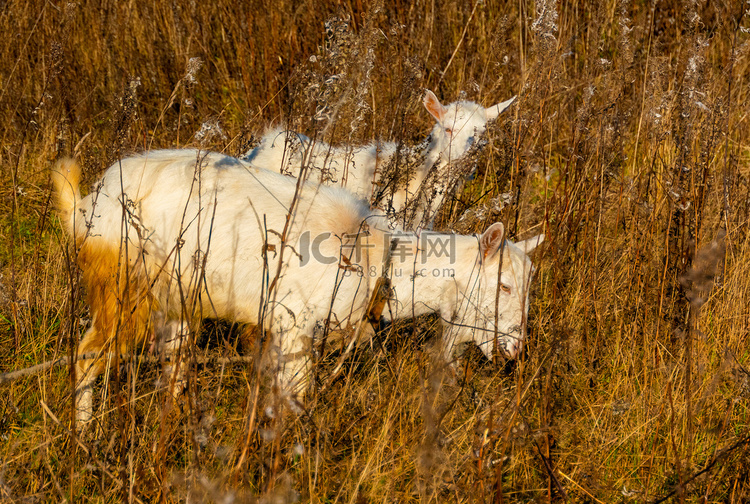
[51,158,82,232]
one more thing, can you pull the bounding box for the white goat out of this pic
[243,90,516,227]
[52,149,542,424]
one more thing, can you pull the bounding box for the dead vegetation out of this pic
[1,0,750,501]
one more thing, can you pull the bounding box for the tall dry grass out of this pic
[1,0,750,501]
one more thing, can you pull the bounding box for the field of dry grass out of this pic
[1,0,750,501]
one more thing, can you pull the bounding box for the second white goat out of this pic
[244,90,516,227]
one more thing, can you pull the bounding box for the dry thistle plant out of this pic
[680,231,726,310]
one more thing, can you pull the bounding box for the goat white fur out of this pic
[243,90,516,227]
[52,149,542,423]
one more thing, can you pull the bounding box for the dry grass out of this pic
[2,0,750,501]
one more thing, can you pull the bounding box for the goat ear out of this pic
[515,234,545,254]
[480,222,505,260]
[485,95,517,120]
[423,90,448,123]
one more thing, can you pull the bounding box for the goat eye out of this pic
[445,128,453,135]
[500,284,512,294]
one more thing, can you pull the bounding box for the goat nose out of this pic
[503,337,523,360]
